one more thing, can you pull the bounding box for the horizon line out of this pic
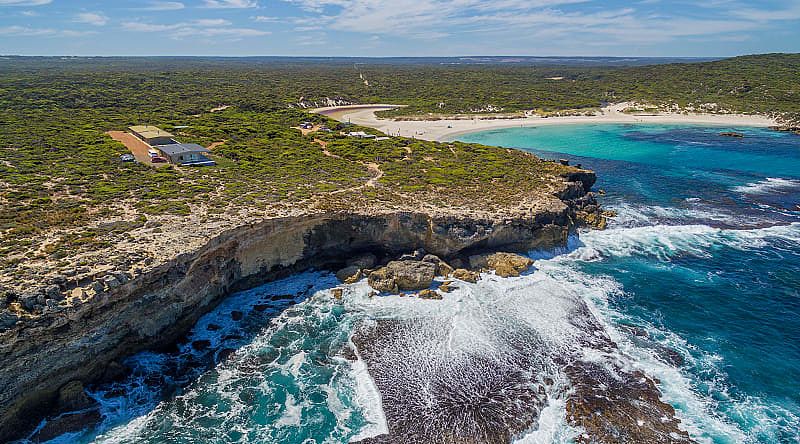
[1,54,766,59]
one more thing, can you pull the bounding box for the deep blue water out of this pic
[461,124,800,442]
[28,124,800,444]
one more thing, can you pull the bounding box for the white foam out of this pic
[610,202,741,227]
[513,375,580,444]
[348,353,389,441]
[276,394,302,427]
[732,177,800,195]
[284,351,306,378]
[535,261,749,443]
[567,222,800,262]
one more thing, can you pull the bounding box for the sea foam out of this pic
[732,177,800,195]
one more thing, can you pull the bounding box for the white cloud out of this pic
[729,3,800,21]
[253,15,280,22]
[121,22,180,32]
[122,19,269,40]
[0,0,51,5]
[0,25,94,37]
[140,1,185,11]
[279,0,799,48]
[74,12,109,26]
[194,18,232,26]
[203,0,258,8]
[0,25,54,36]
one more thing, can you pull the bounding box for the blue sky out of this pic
[1,0,799,56]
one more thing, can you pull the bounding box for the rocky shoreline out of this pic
[348,253,693,444]
[0,170,605,442]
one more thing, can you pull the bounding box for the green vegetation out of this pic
[1,53,798,266]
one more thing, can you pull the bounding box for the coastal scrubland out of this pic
[1,53,798,294]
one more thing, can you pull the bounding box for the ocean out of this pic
[32,124,800,443]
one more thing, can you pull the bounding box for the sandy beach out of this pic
[313,103,778,142]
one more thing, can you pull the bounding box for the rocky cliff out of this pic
[0,172,599,441]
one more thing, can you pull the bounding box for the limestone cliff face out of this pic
[0,175,596,441]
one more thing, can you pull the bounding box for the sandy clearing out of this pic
[313,103,778,142]
[107,131,169,167]
[207,141,226,150]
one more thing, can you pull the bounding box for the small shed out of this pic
[155,143,215,166]
[129,125,176,146]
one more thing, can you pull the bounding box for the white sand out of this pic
[312,103,777,142]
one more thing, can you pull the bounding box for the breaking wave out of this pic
[732,177,800,195]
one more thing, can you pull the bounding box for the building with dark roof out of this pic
[154,143,215,166]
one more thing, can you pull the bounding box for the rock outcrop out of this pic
[368,260,437,293]
[0,171,599,441]
[469,252,534,277]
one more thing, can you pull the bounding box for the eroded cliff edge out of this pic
[0,171,601,441]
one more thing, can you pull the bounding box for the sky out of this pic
[1,0,799,57]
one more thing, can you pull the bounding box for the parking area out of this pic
[107,131,169,167]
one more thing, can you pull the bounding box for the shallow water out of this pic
[31,124,800,443]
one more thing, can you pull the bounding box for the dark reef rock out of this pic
[351,286,695,444]
[30,409,102,443]
[352,319,548,444]
[566,361,691,443]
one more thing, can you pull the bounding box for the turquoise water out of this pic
[29,124,800,443]
[461,124,800,442]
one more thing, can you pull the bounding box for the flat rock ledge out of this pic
[351,303,694,444]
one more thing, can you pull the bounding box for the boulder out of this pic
[90,280,104,294]
[452,268,480,283]
[21,293,39,312]
[469,252,533,277]
[421,254,454,277]
[69,287,85,300]
[367,267,398,293]
[336,265,362,283]
[0,311,19,331]
[438,281,455,293]
[102,275,121,289]
[418,289,442,300]
[368,260,436,293]
[347,253,377,270]
[45,285,63,301]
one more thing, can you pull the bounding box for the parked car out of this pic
[151,156,168,163]
[147,149,159,158]
[119,154,135,162]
